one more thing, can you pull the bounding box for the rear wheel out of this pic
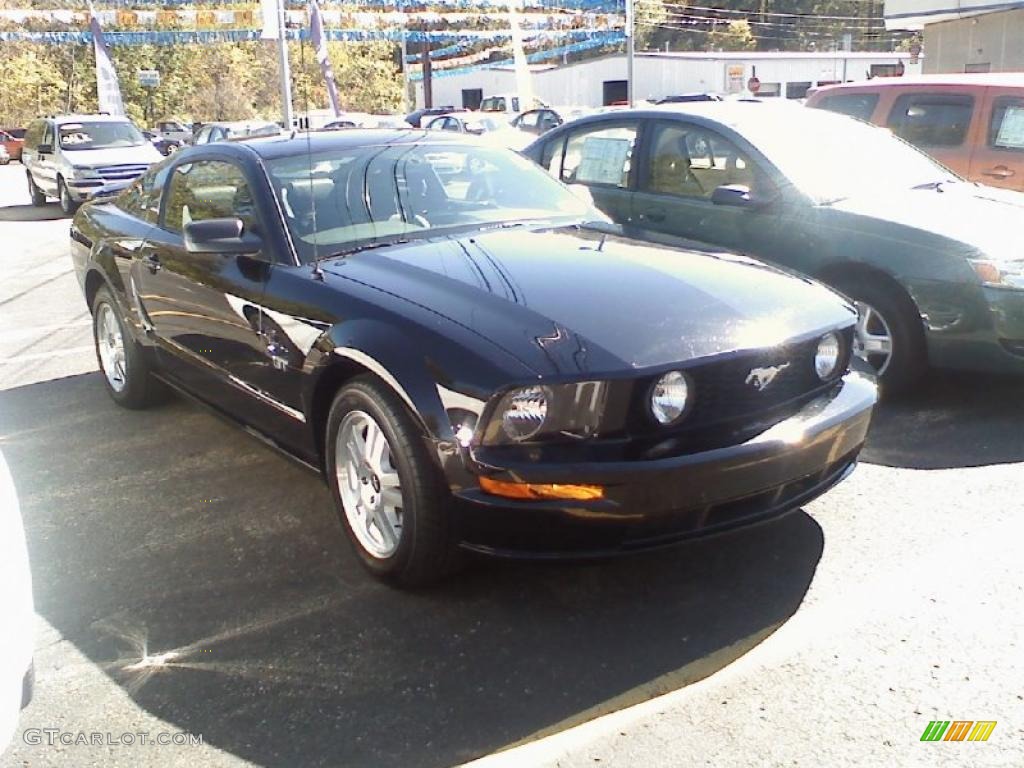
[27,172,45,206]
[91,286,164,409]
[833,275,925,396]
[325,376,458,587]
[58,177,78,215]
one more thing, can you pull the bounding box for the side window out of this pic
[518,111,540,129]
[540,136,565,178]
[116,162,171,224]
[643,122,759,200]
[163,160,256,234]
[539,111,560,131]
[561,122,638,188]
[887,93,975,148]
[41,122,53,147]
[989,97,1024,152]
[23,122,41,149]
[512,97,520,112]
[814,92,880,122]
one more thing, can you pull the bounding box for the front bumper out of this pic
[454,371,877,558]
[65,177,135,202]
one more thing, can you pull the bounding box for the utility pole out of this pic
[400,0,409,113]
[276,0,294,129]
[626,0,634,107]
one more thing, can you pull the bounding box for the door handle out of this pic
[981,166,1015,179]
[641,209,666,223]
[141,252,162,273]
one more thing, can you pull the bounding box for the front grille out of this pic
[94,164,150,181]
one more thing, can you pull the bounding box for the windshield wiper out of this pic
[315,238,410,263]
[911,179,958,192]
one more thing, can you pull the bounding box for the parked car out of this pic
[0,129,24,162]
[0,144,8,165]
[656,93,725,105]
[806,74,1024,192]
[153,119,193,144]
[142,130,182,156]
[70,131,875,585]
[523,102,1024,393]
[425,113,506,135]
[404,106,460,128]
[0,450,34,753]
[192,120,282,145]
[479,93,547,116]
[510,107,592,137]
[22,114,162,214]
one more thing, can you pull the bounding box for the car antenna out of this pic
[297,23,324,281]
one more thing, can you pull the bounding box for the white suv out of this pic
[22,114,162,214]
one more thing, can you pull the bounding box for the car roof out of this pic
[50,114,133,125]
[238,129,489,159]
[813,73,1024,91]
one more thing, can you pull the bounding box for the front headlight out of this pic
[649,371,691,425]
[69,166,100,180]
[969,258,1024,290]
[482,381,607,445]
[814,332,842,381]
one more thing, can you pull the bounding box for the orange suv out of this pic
[806,74,1024,192]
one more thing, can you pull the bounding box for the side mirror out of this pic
[710,184,774,209]
[37,143,53,154]
[184,218,262,255]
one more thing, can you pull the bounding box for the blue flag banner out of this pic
[309,0,341,116]
[90,9,125,115]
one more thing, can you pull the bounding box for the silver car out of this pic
[22,114,162,215]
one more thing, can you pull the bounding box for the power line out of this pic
[635,1,884,23]
[648,8,887,31]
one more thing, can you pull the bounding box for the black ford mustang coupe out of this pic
[71,130,877,586]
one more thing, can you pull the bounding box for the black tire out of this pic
[27,172,46,206]
[325,375,459,587]
[58,177,79,215]
[832,274,926,397]
[91,286,164,409]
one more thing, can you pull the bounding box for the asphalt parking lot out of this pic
[0,161,1022,767]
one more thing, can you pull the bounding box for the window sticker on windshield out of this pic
[576,136,631,185]
[995,107,1024,149]
[62,123,84,131]
[61,132,93,145]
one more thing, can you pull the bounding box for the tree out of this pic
[707,19,756,51]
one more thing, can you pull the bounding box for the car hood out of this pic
[61,144,162,167]
[322,225,854,376]
[829,183,1024,257]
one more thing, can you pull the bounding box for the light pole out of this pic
[276,0,294,129]
[400,0,410,113]
[626,0,634,107]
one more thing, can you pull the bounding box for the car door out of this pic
[630,120,769,251]
[515,110,541,135]
[34,122,59,195]
[135,156,276,422]
[544,119,640,223]
[968,90,1024,191]
[885,90,978,178]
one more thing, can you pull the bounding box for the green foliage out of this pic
[0,35,403,128]
[707,19,756,51]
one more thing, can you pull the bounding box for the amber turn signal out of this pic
[478,476,605,501]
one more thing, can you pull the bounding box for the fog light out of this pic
[499,385,549,442]
[649,371,690,425]
[479,476,604,501]
[815,332,842,380]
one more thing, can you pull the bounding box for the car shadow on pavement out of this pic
[0,203,66,222]
[1,373,825,768]
[861,371,1024,470]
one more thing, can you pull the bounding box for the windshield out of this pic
[742,110,959,204]
[58,121,146,151]
[480,97,506,112]
[266,143,595,263]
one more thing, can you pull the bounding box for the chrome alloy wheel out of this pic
[335,410,404,559]
[96,303,128,392]
[853,300,894,376]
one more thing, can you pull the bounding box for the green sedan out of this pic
[523,102,1024,393]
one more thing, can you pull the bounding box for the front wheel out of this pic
[833,275,925,396]
[58,177,79,215]
[325,376,458,587]
[27,173,46,206]
[91,286,164,408]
